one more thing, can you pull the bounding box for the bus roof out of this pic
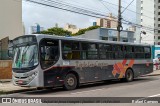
[18,34,152,47]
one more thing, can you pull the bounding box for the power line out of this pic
[101,0,154,20]
[23,0,157,32]
[24,0,107,18]
[121,0,135,14]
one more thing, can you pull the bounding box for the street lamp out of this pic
[140,31,146,43]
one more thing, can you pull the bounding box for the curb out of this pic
[0,88,36,95]
[146,74,160,76]
[141,74,160,77]
[0,79,12,83]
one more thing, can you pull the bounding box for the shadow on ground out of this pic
[19,76,159,95]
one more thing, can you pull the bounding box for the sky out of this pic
[22,0,137,34]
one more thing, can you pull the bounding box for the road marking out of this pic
[70,88,105,95]
[148,93,160,97]
[135,93,160,102]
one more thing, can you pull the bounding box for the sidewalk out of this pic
[146,69,160,76]
[0,82,35,94]
[0,70,160,95]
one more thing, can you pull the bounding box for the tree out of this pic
[73,26,100,36]
[37,27,72,36]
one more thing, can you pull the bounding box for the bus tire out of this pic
[125,69,134,82]
[36,87,44,90]
[63,73,77,90]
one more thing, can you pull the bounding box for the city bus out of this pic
[10,34,153,90]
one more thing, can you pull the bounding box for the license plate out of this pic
[18,80,23,84]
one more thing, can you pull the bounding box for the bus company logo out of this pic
[112,60,135,78]
[2,98,12,103]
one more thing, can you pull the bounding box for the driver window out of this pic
[40,39,59,69]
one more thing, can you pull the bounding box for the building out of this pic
[128,26,136,32]
[77,28,135,43]
[155,0,160,45]
[29,24,44,34]
[93,22,97,26]
[96,13,118,28]
[64,23,80,34]
[0,0,23,40]
[136,0,154,44]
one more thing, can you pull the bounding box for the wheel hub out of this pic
[67,77,74,86]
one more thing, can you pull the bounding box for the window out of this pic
[62,41,80,60]
[158,36,160,40]
[123,39,128,42]
[81,43,98,59]
[99,44,112,59]
[124,46,134,59]
[101,37,108,40]
[99,44,106,59]
[113,38,117,41]
[112,45,124,59]
[134,46,144,52]
[158,18,160,21]
[88,43,98,59]
[40,39,59,69]
[134,46,145,59]
[144,47,151,59]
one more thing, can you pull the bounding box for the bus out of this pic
[10,34,153,90]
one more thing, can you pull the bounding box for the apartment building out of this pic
[136,0,154,44]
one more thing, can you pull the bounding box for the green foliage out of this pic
[72,26,100,36]
[37,26,100,36]
[37,27,72,36]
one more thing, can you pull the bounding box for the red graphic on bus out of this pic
[112,60,135,78]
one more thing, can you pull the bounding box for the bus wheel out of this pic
[36,87,44,90]
[125,69,134,82]
[63,73,77,90]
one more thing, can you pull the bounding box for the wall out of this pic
[0,0,23,40]
[76,28,135,43]
[0,60,12,79]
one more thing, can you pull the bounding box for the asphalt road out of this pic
[1,75,160,106]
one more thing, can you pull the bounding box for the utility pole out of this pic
[117,0,122,42]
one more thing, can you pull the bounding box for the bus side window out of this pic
[62,41,72,60]
[125,46,133,59]
[72,42,80,60]
[113,45,123,59]
[144,47,151,59]
[81,43,88,59]
[87,43,98,59]
[99,44,106,59]
[134,46,145,59]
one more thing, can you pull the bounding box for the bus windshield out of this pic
[12,45,38,68]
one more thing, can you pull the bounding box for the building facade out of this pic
[77,28,135,43]
[29,24,44,34]
[64,23,80,34]
[0,0,23,40]
[136,0,155,44]
[154,0,160,45]
[96,13,118,28]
